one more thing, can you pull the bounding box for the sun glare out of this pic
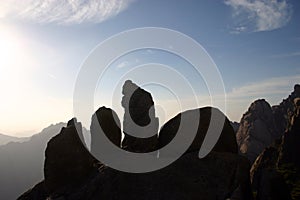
[0,26,23,79]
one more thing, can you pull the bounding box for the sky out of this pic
[0,0,299,137]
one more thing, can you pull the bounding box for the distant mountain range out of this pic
[0,123,66,200]
[0,133,29,146]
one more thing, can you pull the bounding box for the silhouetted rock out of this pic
[19,151,252,200]
[278,98,300,167]
[250,147,291,200]
[159,107,238,155]
[231,121,240,133]
[90,107,122,158]
[44,118,96,194]
[237,99,279,163]
[17,181,48,200]
[121,80,159,152]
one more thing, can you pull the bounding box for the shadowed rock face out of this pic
[121,80,159,153]
[278,98,300,167]
[237,99,279,163]
[159,107,238,155]
[44,118,96,194]
[272,84,300,135]
[250,147,292,200]
[19,152,252,200]
[90,107,122,158]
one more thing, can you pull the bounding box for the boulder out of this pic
[159,107,238,155]
[90,107,122,158]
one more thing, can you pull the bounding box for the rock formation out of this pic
[278,98,300,167]
[17,80,254,200]
[159,107,238,155]
[19,151,252,200]
[237,99,279,163]
[249,97,300,200]
[236,85,300,164]
[121,80,159,152]
[272,84,300,135]
[44,118,96,194]
[90,107,122,158]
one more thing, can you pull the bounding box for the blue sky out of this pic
[0,0,299,136]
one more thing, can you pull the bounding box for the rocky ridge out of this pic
[18,80,253,200]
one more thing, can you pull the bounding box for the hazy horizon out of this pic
[0,0,299,137]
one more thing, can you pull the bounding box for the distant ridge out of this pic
[0,133,29,146]
[0,122,67,200]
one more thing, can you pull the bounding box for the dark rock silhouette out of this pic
[19,151,252,200]
[237,99,279,163]
[278,98,300,167]
[230,121,240,133]
[250,147,291,200]
[44,118,96,194]
[121,80,159,152]
[90,107,122,158]
[159,107,238,155]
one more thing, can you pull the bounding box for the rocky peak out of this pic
[121,80,159,153]
[278,98,300,167]
[237,99,279,163]
[44,119,96,194]
[90,106,122,159]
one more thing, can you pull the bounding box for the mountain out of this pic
[18,80,253,200]
[237,85,300,163]
[0,123,66,200]
[0,133,29,146]
[250,98,300,200]
[237,99,279,163]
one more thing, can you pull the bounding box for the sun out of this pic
[0,25,22,79]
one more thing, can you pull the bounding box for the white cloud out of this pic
[228,75,300,99]
[271,51,300,58]
[0,0,135,24]
[116,61,129,68]
[225,0,292,32]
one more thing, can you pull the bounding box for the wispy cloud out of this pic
[0,0,135,25]
[228,75,300,99]
[271,51,300,58]
[225,0,292,33]
[116,61,129,68]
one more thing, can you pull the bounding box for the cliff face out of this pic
[250,98,300,200]
[18,80,253,200]
[278,98,300,167]
[237,99,279,163]
[237,85,300,164]
[44,118,96,194]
